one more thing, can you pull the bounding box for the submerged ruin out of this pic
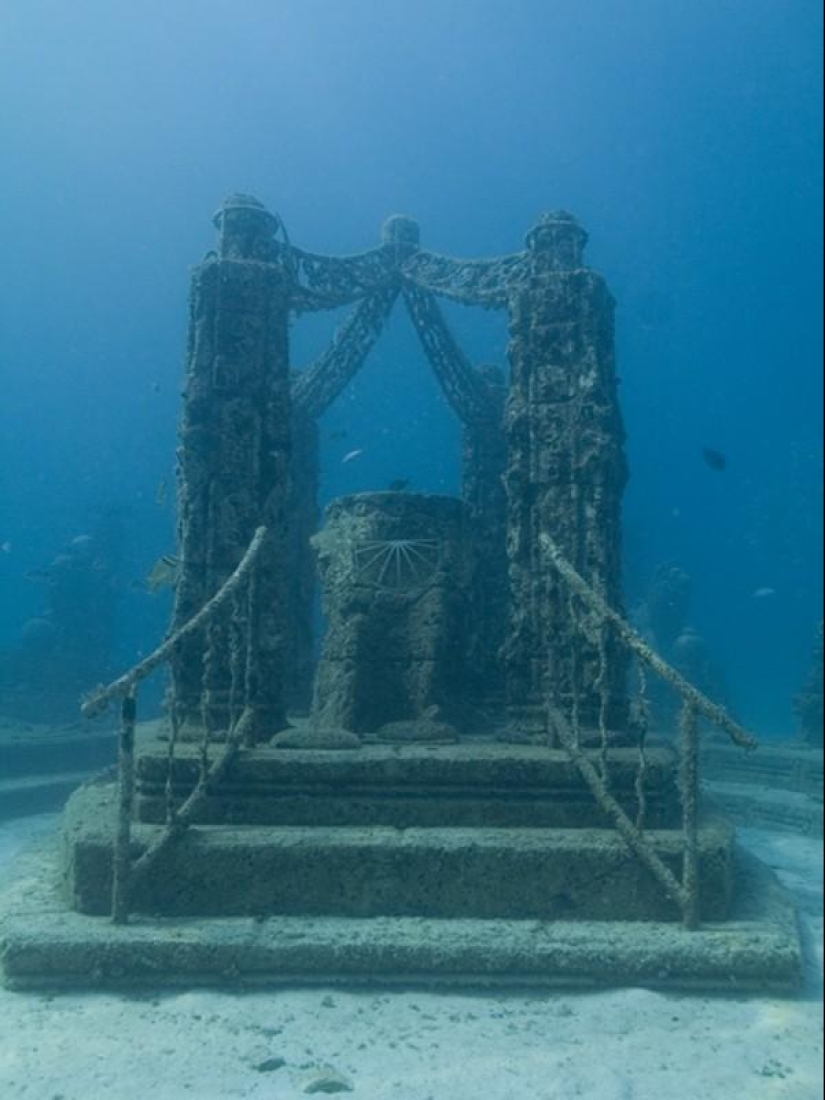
[0,196,803,991]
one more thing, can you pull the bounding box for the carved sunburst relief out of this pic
[354,538,441,592]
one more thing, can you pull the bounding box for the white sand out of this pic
[0,816,821,1100]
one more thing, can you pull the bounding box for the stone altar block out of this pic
[311,492,473,734]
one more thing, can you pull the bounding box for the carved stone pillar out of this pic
[171,195,291,742]
[503,212,628,732]
[461,366,508,706]
[285,406,320,714]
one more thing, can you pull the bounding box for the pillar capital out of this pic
[525,211,588,270]
[213,194,282,261]
[381,214,421,259]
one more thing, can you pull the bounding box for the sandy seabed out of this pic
[0,815,821,1100]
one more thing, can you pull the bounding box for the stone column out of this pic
[461,366,508,707]
[503,212,628,733]
[285,406,320,714]
[171,195,292,742]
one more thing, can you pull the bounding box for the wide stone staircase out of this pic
[66,738,733,924]
[0,727,802,991]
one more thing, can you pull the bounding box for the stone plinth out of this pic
[132,738,681,829]
[311,493,473,733]
[1,835,802,991]
[62,781,733,923]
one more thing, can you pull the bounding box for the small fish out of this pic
[387,478,410,492]
[342,448,364,464]
[147,554,181,593]
[0,541,11,554]
[24,567,52,582]
[156,479,168,508]
[701,447,727,472]
[151,381,161,393]
[328,429,348,442]
[752,587,777,599]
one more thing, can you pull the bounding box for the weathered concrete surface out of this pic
[0,832,802,992]
[705,781,824,838]
[64,782,733,923]
[0,717,116,819]
[0,720,115,779]
[0,773,96,822]
[133,739,681,829]
[702,737,823,837]
[703,738,823,797]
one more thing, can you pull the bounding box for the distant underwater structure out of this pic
[0,196,804,992]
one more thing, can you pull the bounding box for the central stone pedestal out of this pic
[311,492,473,734]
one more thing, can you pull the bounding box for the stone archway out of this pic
[170,195,627,742]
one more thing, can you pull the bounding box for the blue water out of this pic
[0,0,821,731]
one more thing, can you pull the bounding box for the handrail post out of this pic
[111,688,137,924]
[679,700,701,929]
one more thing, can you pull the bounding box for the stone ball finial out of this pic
[212,194,282,260]
[212,193,272,226]
[525,210,588,270]
[381,214,421,252]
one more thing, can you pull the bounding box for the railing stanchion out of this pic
[111,687,137,924]
[679,700,701,929]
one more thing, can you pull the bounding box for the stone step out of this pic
[134,740,680,829]
[0,772,96,822]
[705,780,823,838]
[701,739,822,797]
[65,782,733,923]
[1,837,801,992]
[0,725,116,779]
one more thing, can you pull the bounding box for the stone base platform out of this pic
[0,834,802,992]
[66,782,733,923]
[702,738,823,837]
[134,738,680,829]
[0,716,116,820]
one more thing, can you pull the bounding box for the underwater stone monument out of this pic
[0,195,803,993]
[168,200,629,743]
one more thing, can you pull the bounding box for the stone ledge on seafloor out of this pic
[131,735,682,829]
[0,833,802,993]
[61,781,734,923]
[702,736,824,838]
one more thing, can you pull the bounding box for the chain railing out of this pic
[540,532,758,929]
[81,527,268,923]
